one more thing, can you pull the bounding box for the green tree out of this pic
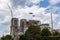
[41,28,52,36]
[1,36,5,40]
[53,30,60,36]
[25,25,41,40]
[1,35,13,40]
[19,35,25,40]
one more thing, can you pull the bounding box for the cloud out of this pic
[13,5,46,19]
[10,0,27,8]
[55,22,60,29]
[10,0,44,8]
[49,0,60,5]
[25,2,33,7]
[0,0,10,3]
[28,0,43,3]
[0,25,10,37]
[0,1,11,37]
[13,5,58,24]
[0,31,3,37]
[13,5,59,30]
[0,16,10,37]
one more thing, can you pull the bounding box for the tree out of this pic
[1,36,5,40]
[1,35,13,40]
[53,30,60,36]
[25,25,41,40]
[41,28,52,36]
[19,35,25,40]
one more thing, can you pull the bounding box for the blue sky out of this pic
[0,0,60,37]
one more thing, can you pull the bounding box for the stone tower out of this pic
[10,18,19,40]
[20,19,27,33]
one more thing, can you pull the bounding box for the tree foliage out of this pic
[25,25,41,40]
[53,30,60,36]
[1,35,13,40]
[19,35,25,40]
[41,28,52,36]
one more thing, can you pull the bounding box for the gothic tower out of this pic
[10,18,19,40]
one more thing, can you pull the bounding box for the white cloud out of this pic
[13,5,58,24]
[0,31,3,37]
[0,0,10,3]
[0,30,10,37]
[10,0,44,8]
[10,0,27,8]
[13,5,47,20]
[0,25,10,37]
[28,0,43,3]
[2,16,11,23]
[29,0,39,3]
[58,22,60,25]
[55,22,60,29]
[0,1,11,36]
[49,0,60,5]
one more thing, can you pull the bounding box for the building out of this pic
[10,18,19,40]
[20,19,27,33]
[10,18,51,39]
[20,19,41,33]
[54,29,60,33]
[28,20,41,26]
[40,24,50,30]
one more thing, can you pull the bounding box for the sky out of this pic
[0,0,60,37]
